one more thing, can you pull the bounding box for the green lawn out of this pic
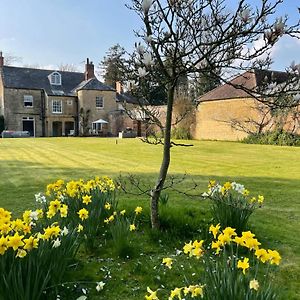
[0,137,300,299]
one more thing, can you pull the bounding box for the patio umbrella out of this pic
[92,119,108,131]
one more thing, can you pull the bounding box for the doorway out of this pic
[52,121,62,137]
[22,118,35,136]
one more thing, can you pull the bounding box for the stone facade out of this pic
[0,55,140,137]
[195,98,258,141]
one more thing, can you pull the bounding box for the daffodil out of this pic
[120,209,126,215]
[135,206,143,214]
[82,195,92,205]
[169,287,182,299]
[23,236,39,250]
[209,224,220,239]
[237,257,250,275]
[162,257,173,269]
[249,279,259,291]
[16,249,27,258]
[104,202,111,210]
[78,208,89,221]
[8,232,24,250]
[130,224,136,231]
[145,287,159,300]
[77,224,83,232]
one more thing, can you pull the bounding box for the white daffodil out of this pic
[137,67,148,77]
[142,53,154,66]
[96,281,105,292]
[141,0,152,13]
[52,238,61,248]
[30,211,39,221]
[61,226,69,236]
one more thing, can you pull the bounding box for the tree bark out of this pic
[150,86,175,229]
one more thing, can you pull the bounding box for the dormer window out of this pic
[49,72,62,85]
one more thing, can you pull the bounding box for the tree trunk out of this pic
[150,86,175,229]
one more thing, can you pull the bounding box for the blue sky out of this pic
[0,0,299,71]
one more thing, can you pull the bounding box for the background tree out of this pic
[79,108,91,136]
[58,63,78,72]
[100,44,126,89]
[128,0,300,229]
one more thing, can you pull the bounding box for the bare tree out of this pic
[58,63,78,72]
[128,0,299,228]
[2,52,22,66]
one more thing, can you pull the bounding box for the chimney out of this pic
[0,52,4,67]
[85,58,95,80]
[116,81,123,94]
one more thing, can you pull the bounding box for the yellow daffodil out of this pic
[268,249,281,265]
[249,279,259,291]
[82,195,92,205]
[104,202,111,210]
[8,232,24,250]
[60,204,68,218]
[255,248,269,263]
[16,249,27,258]
[120,209,126,215]
[169,287,182,299]
[43,225,61,240]
[135,206,143,214]
[0,236,8,255]
[183,241,193,256]
[145,287,159,300]
[258,195,264,204]
[237,257,250,275]
[162,257,173,269]
[23,236,39,250]
[78,208,89,221]
[77,224,83,232]
[130,224,136,231]
[209,224,220,239]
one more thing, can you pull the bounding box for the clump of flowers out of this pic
[147,224,280,300]
[0,176,117,299]
[104,206,143,258]
[202,180,264,233]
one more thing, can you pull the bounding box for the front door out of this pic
[22,120,34,136]
[53,121,62,137]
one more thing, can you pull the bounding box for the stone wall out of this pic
[2,88,43,136]
[194,98,260,141]
[77,90,117,134]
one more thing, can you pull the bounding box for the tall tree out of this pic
[129,0,300,229]
[100,44,126,89]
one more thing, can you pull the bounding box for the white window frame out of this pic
[96,96,104,109]
[49,72,62,85]
[24,95,33,107]
[52,99,62,114]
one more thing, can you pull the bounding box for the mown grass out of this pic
[0,137,299,299]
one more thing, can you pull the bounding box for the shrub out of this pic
[202,180,263,233]
[146,225,280,300]
[171,127,192,140]
[243,130,300,146]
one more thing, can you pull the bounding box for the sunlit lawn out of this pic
[0,137,299,299]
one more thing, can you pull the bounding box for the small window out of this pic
[67,99,73,106]
[49,72,62,85]
[24,95,33,107]
[96,96,104,109]
[52,100,62,114]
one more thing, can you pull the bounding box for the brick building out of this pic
[194,69,299,141]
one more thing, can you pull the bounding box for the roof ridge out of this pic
[2,65,83,75]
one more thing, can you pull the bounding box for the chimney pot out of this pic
[85,57,95,80]
[0,51,4,67]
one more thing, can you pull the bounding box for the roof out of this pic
[1,66,84,96]
[73,77,115,92]
[199,69,289,102]
[116,92,139,104]
[0,66,115,96]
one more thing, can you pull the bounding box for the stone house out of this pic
[0,53,139,137]
[194,69,299,141]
